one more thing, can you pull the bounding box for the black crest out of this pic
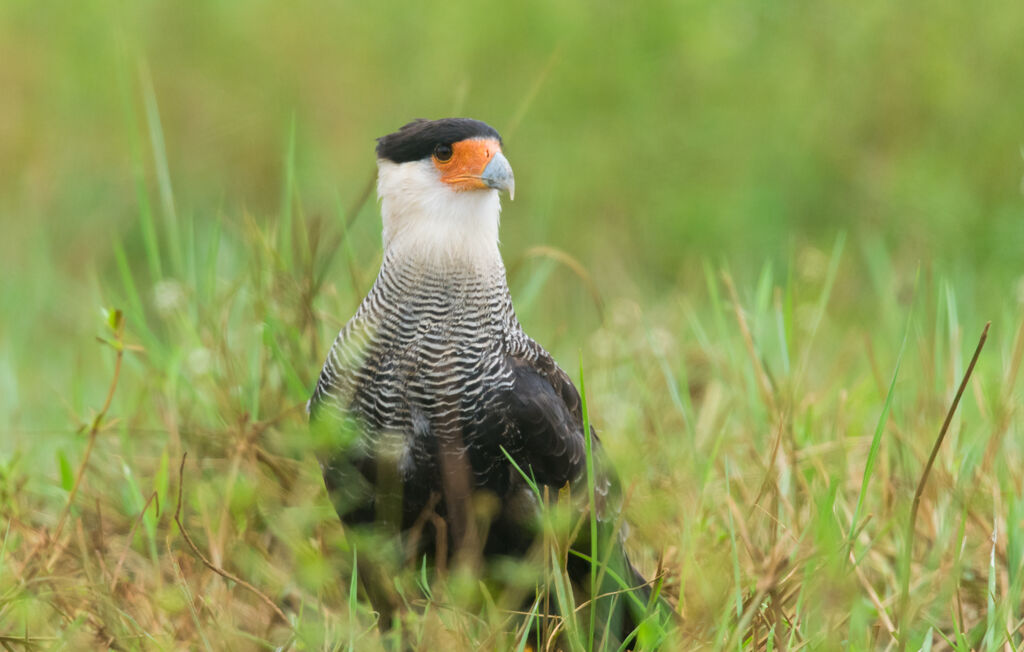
[375,118,502,164]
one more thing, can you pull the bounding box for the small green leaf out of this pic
[57,450,74,492]
[106,308,124,332]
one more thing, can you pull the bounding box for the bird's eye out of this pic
[433,144,453,162]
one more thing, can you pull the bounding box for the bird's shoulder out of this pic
[493,333,590,487]
[499,330,620,514]
[504,335,583,423]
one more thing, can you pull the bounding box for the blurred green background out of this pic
[1,1,1023,646]
[2,0,1024,497]
[4,2,1022,432]
[3,1,1023,429]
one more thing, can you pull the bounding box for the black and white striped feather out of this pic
[309,250,607,545]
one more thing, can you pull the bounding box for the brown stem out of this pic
[173,453,291,627]
[723,271,777,417]
[897,321,990,649]
[109,491,159,593]
[36,321,126,575]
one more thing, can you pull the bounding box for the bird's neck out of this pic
[369,242,514,336]
[382,218,503,275]
[378,160,504,274]
[372,190,511,315]
[376,244,508,297]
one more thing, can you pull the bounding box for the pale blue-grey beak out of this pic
[481,151,515,200]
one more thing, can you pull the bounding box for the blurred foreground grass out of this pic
[2,1,1024,649]
[4,200,1023,650]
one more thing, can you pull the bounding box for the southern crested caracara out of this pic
[309,118,668,645]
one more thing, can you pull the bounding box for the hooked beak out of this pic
[480,151,515,201]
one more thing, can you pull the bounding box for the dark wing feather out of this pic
[502,349,615,514]
[503,348,664,643]
[504,353,586,488]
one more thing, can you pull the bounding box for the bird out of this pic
[309,118,669,646]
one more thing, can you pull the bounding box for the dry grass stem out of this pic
[173,453,291,628]
[897,321,991,650]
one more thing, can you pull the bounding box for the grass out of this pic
[3,2,1024,649]
[3,184,1021,648]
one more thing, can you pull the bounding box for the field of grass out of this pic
[2,2,1024,650]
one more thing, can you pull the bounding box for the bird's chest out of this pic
[355,291,505,427]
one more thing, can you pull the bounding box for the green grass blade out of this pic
[549,548,583,652]
[500,445,541,500]
[139,60,182,278]
[983,522,997,650]
[724,458,743,620]
[579,356,598,648]
[849,269,917,550]
[116,47,162,282]
[280,114,297,269]
[513,599,540,652]
[795,232,846,387]
[347,547,359,652]
[263,317,310,400]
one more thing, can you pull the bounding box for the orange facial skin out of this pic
[433,138,502,192]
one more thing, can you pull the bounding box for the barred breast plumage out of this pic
[310,247,582,555]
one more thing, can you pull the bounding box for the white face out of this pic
[376,156,504,270]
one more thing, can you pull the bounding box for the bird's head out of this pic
[374,118,514,268]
